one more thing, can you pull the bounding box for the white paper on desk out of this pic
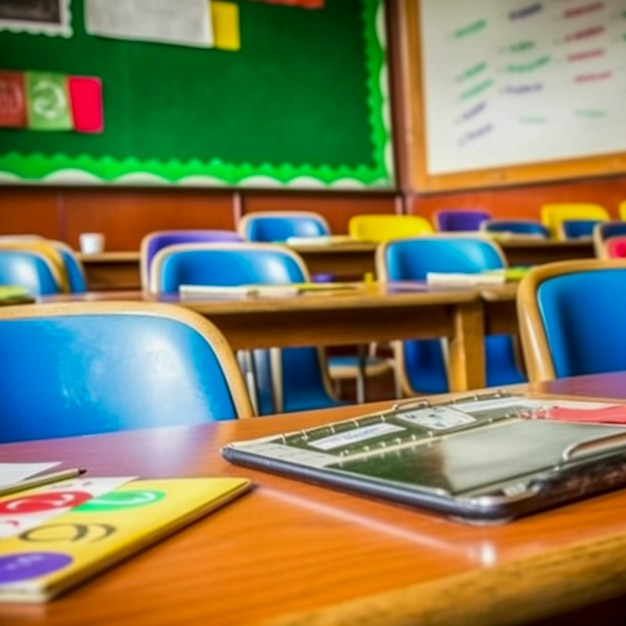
[0,463,61,490]
[179,284,300,299]
[85,0,213,48]
[286,235,356,246]
[426,272,506,287]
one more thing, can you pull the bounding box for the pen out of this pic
[0,468,87,498]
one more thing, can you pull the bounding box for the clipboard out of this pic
[222,392,626,524]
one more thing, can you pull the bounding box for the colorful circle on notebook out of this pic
[74,490,165,511]
[0,491,92,514]
[0,552,72,583]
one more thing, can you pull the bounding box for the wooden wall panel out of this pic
[61,188,235,250]
[0,188,62,239]
[242,192,400,234]
[408,176,626,224]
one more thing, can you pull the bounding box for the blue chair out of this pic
[0,302,254,443]
[150,242,345,415]
[0,249,62,296]
[376,236,526,395]
[52,240,87,293]
[140,229,242,288]
[480,219,549,238]
[558,219,602,240]
[593,221,626,258]
[0,240,86,293]
[239,212,391,403]
[517,260,626,382]
[238,211,329,242]
[434,209,491,232]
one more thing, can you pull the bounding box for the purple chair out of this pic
[435,210,492,232]
[140,230,242,288]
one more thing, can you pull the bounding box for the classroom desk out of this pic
[39,283,488,392]
[498,237,595,266]
[3,373,626,626]
[77,239,595,292]
[76,252,141,291]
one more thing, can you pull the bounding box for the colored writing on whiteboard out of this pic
[565,25,605,41]
[564,2,604,18]
[567,48,604,62]
[453,19,487,39]
[503,83,543,94]
[507,56,550,72]
[574,70,612,82]
[519,115,547,124]
[509,3,543,20]
[459,124,493,146]
[576,108,608,118]
[457,62,487,82]
[507,40,535,53]
[460,79,494,100]
[457,102,487,123]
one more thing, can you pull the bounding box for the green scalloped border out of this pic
[0,0,392,188]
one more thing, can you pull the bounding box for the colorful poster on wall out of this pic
[0,72,27,128]
[212,2,241,51]
[244,0,325,7]
[85,0,214,48]
[0,0,72,37]
[0,71,103,134]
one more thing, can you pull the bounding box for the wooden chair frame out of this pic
[0,300,255,419]
[517,259,626,383]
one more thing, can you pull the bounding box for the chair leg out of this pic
[238,350,259,416]
[269,347,284,414]
[356,344,367,404]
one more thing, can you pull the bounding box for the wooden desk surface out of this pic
[3,374,626,626]
[39,283,488,391]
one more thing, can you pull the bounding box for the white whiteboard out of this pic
[419,0,626,175]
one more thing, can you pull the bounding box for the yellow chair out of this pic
[619,201,626,221]
[0,240,69,292]
[540,203,609,239]
[348,214,434,242]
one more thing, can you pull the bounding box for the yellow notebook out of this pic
[0,478,250,602]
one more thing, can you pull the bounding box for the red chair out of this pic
[606,236,626,259]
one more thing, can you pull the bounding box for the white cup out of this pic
[79,233,105,254]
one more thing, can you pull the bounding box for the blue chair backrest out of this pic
[536,268,626,378]
[383,237,505,279]
[151,244,341,415]
[483,220,549,238]
[241,214,329,242]
[58,247,87,293]
[380,237,524,393]
[560,219,601,239]
[0,305,246,443]
[0,250,61,295]
[596,221,626,242]
[156,246,304,292]
[436,210,491,232]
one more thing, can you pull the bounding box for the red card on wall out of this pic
[68,76,103,134]
[0,71,27,128]
[245,0,324,8]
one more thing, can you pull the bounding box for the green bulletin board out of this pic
[0,0,392,188]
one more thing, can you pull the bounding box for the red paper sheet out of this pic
[68,77,103,134]
[0,71,27,128]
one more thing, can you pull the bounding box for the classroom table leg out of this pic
[448,300,486,392]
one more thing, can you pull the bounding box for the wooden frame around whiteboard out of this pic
[398,0,626,193]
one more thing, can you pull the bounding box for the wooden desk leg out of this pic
[448,301,485,392]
